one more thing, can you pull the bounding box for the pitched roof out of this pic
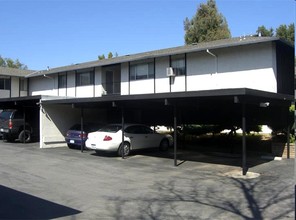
[0,67,34,77]
[26,36,293,78]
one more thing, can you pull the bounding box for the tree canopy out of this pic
[0,56,28,69]
[184,0,231,45]
[98,52,118,60]
[256,23,294,45]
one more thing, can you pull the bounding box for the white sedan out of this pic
[85,124,173,156]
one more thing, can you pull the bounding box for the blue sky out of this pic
[0,0,295,70]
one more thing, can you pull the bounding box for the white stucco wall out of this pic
[155,57,170,93]
[40,104,80,148]
[171,75,186,92]
[94,67,103,97]
[40,103,108,148]
[67,71,76,97]
[30,76,58,96]
[0,90,10,98]
[130,79,154,95]
[20,91,27,97]
[121,63,129,95]
[11,77,19,97]
[214,43,276,92]
[76,86,94,98]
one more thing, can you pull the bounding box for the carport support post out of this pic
[23,109,26,144]
[242,103,247,175]
[287,125,290,159]
[80,107,84,153]
[121,107,125,159]
[173,104,177,166]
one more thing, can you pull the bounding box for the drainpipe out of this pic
[206,49,218,75]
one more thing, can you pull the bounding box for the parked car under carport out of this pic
[65,123,103,149]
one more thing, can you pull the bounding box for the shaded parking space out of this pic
[0,141,293,219]
[41,88,294,175]
[0,185,80,219]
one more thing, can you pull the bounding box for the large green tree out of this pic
[256,25,274,37]
[0,56,28,69]
[256,23,294,45]
[184,0,231,45]
[276,23,294,45]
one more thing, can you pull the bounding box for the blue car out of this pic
[65,123,102,149]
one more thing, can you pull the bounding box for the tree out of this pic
[98,54,105,60]
[184,0,231,45]
[256,23,294,45]
[256,25,274,37]
[108,52,113,59]
[0,55,27,69]
[98,52,118,60]
[276,23,294,45]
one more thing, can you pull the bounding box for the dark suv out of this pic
[0,109,38,143]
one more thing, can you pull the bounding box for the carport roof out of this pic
[25,36,292,78]
[40,88,294,126]
[0,95,42,109]
[41,88,294,106]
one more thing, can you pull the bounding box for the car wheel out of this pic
[18,130,31,143]
[118,142,130,157]
[67,144,75,149]
[159,139,169,151]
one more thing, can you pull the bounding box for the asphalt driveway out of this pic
[0,141,294,219]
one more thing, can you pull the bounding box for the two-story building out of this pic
[0,67,33,98]
[0,36,294,171]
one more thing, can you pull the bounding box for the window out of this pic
[20,78,27,91]
[171,54,186,76]
[0,76,10,90]
[130,59,154,81]
[76,69,94,86]
[58,73,67,89]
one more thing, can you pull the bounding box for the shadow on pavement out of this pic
[0,185,81,219]
[135,147,271,168]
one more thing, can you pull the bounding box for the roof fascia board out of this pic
[41,88,294,106]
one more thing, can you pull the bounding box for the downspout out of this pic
[206,49,218,75]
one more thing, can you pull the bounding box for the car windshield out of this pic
[99,125,122,133]
[0,111,13,120]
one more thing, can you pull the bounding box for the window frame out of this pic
[0,76,11,90]
[171,54,186,76]
[19,78,27,91]
[129,59,155,81]
[58,73,67,89]
[76,69,94,87]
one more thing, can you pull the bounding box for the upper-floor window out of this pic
[0,76,10,90]
[58,73,67,89]
[76,69,94,86]
[20,78,27,91]
[130,59,154,81]
[171,54,186,76]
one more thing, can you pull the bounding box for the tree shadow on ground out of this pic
[0,185,81,219]
[105,174,294,219]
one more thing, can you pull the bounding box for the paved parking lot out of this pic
[0,141,294,219]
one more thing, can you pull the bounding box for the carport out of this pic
[41,88,294,175]
[0,96,41,143]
